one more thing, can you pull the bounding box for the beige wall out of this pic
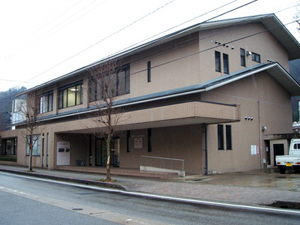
[202,72,292,173]
[120,125,204,174]
[198,23,289,83]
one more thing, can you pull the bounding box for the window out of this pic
[148,128,152,152]
[58,81,83,109]
[218,124,232,150]
[89,64,130,102]
[226,125,232,150]
[240,48,246,67]
[40,91,53,113]
[252,52,261,63]
[117,64,130,96]
[223,53,229,74]
[1,138,17,155]
[215,51,221,72]
[26,135,41,156]
[218,125,224,150]
[147,61,151,82]
[126,130,130,152]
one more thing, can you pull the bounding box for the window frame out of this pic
[226,125,232,150]
[58,81,83,109]
[223,53,229,74]
[215,51,221,72]
[240,48,246,67]
[252,52,261,63]
[39,91,53,114]
[89,64,130,102]
[147,61,151,83]
[218,125,224,150]
[26,135,41,156]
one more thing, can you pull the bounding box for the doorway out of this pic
[273,144,284,166]
[95,138,120,167]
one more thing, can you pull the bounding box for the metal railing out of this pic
[140,155,185,176]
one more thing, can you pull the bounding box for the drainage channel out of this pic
[266,201,300,210]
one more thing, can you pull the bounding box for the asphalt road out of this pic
[0,172,299,225]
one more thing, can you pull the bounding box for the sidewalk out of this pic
[0,165,299,208]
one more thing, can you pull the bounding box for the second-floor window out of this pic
[89,64,130,102]
[240,48,246,67]
[39,91,53,113]
[58,81,83,109]
[223,53,229,74]
[215,51,229,74]
[215,51,221,72]
[252,52,261,63]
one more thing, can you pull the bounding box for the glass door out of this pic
[95,138,120,167]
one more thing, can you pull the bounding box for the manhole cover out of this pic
[72,208,83,211]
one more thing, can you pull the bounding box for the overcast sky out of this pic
[0,0,299,92]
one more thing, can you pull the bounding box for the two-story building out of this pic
[1,14,300,175]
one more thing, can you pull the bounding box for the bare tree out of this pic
[19,92,43,172]
[86,60,128,181]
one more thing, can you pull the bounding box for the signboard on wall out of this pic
[57,141,70,166]
[251,145,260,155]
[134,138,143,149]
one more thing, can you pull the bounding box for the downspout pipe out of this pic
[204,124,208,175]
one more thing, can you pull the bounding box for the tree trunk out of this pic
[106,133,111,182]
[29,143,33,172]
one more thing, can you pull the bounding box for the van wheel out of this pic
[279,166,286,174]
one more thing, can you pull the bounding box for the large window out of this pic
[58,81,83,109]
[89,64,130,102]
[1,138,17,155]
[218,124,232,150]
[215,51,229,74]
[26,135,41,156]
[40,91,53,113]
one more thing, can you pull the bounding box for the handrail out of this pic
[141,155,185,173]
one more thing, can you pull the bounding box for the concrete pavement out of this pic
[0,165,299,209]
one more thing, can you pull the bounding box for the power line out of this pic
[11,0,176,89]
[0,1,297,105]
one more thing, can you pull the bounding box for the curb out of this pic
[1,167,300,216]
[0,168,126,190]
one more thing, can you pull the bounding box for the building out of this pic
[1,14,300,175]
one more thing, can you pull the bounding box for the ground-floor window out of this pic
[1,138,17,155]
[218,124,232,150]
[26,135,41,156]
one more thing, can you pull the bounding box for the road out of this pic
[0,172,299,225]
